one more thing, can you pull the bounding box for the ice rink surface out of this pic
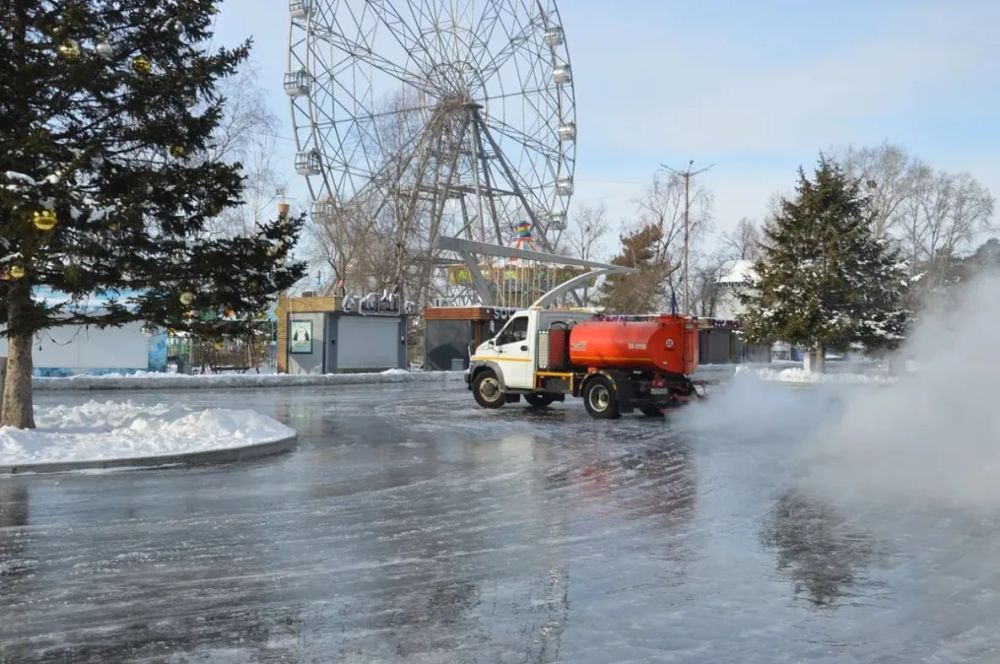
[1,382,997,663]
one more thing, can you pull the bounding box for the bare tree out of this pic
[308,196,386,295]
[840,143,925,239]
[565,204,609,262]
[205,64,282,238]
[634,171,713,310]
[560,204,610,303]
[940,173,995,255]
[836,143,995,289]
[720,217,761,261]
[689,250,730,317]
[897,170,995,286]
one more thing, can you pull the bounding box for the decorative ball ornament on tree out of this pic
[9,265,26,279]
[131,55,153,74]
[57,39,81,61]
[179,291,195,306]
[169,145,186,158]
[32,210,57,231]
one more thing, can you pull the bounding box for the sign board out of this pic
[289,320,313,354]
[341,292,416,315]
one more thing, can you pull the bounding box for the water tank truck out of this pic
[466,308,701,418]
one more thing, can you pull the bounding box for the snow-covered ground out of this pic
[33,368,465,391]
[0,400,294,466]
[736,365,898,384]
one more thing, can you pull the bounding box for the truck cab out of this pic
[473,309,591,390]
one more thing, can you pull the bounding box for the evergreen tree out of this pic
[597,224,669,314]
[0,0,305,427]
[740,158,909,367]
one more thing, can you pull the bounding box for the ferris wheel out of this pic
[285,0,576,252]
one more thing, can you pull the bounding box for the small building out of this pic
[423,306,520,371]
[0,289,167,376]
[698,318,771,364]
[697,260,770,364]
[276,294,409,374]
[715,259,757,321]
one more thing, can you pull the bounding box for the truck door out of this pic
[493,314,534,389]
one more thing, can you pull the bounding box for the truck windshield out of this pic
[497,316,528,345]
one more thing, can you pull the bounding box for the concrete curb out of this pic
[0,433,298,476]
[32,371,466,392]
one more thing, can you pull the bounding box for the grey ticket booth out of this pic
[287,312,407,375]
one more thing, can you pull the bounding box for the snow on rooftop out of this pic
[718,259,758,286]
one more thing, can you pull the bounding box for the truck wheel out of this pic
[525,393,555,409]
[583,376,620,419]
[640,406,664,417]
[472,370,505,409]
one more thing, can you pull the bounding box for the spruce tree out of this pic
[740,158,908,367]
[0,0,305,427]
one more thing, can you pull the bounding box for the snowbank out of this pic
[736,366,897,385]
[0,400,295,467]
[33,369,465,391]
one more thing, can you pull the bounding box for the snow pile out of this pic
[736,366,896,384]
[0,400,294,466]
[36,400,174,429]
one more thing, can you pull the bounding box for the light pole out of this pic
[660,160,713,315]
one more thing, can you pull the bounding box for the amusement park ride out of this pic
[285,0,580,301]
[284,0,703,407]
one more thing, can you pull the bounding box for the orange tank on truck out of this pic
[567,315,698,375]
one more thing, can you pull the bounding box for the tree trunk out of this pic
[812,342,826,374]
[887,351,906,376]
[1,288,35,429]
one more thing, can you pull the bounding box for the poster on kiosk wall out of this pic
[290,320,313,354]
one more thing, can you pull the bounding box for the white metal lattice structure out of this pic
[287,0,576,255]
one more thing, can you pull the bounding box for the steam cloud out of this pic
[680,272,1000,511]
[805,272,1000,510]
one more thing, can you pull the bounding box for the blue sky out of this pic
[214,0,999,255]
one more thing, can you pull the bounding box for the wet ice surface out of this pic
[1,383,998,663]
